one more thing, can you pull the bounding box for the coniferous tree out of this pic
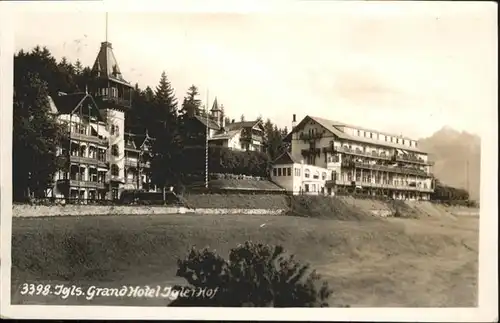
[179,85,202,117]
[179,85,204,147]
[263,118,288,161]
[12,72,68,200]
[150,72,184,198]
[74,59,83,76]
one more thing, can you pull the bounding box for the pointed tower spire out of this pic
[211,96,219,111]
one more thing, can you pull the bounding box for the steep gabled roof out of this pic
[224,120,262,131]
[209,129,240,141]
[51,92,105,121]
[273,151,300,165]
[194,115,221,130]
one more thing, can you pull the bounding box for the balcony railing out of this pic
[342,161,432,177]
[99,95,131,108]
[336,146,433,166]
[70,133,108,146]
[109,175,125,183]
[125,159,139,167]
[58,179,107,190]
[241,133,263,143]
[395,155,434,166]
[299,131,324,142]
[337,146,393,161]
[333,180,434,192]
[70,155,108,168]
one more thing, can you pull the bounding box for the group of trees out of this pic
[431,179,471,203]
[13,46,289,200]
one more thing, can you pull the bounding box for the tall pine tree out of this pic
[150,72,184,198]
[178,85,204,147]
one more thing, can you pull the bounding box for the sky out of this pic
[10,2,497,139]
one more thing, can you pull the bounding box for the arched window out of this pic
[313,171,319,179]
[111,164,119,176]
[304,169,310,178]
[111,144,119,157]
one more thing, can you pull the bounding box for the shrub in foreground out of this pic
[169,241,333,307]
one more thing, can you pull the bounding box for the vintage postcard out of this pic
[0,0,497,321]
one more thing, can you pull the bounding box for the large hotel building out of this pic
[45,39,265,201]
[271,115,435,200]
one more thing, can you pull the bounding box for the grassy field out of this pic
[11,212,478,307]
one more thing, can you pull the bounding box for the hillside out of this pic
[419,127,481,201]
[11,213,478,307]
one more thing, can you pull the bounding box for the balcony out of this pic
[109,175,125,183]
[241,133,264,143]
[98,95,131,109]
[337,146,393,161]
[301,148,321,157]
[125,159,139,167]
[70,133,108,146]
[70,155,108,168]
[342,161,432,177]
[299,131,324,142]
[395,154,434,166]
[58,179,106,190]
[334,180,434,192]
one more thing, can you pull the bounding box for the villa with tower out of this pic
[184,97,266,152]
[45,35,265,201]
[46,40,155,201]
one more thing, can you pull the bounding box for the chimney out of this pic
[292,114,297,130]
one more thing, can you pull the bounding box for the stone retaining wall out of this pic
[12,204,286,218]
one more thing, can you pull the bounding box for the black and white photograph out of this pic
[0,1,497,321]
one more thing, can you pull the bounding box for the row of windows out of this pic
[273,167,327,180]
[355,129,417,147]
[100,87,120,98]
[68,121,121,137]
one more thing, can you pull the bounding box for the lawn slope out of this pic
[11,213,478,307]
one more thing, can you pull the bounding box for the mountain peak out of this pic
[418,127,481,202]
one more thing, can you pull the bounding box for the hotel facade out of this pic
[44,38,261,201]
[46,41,156,201]
[271,115,435,200]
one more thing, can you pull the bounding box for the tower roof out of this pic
[91,41,131,87]
[211,97,220,111]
